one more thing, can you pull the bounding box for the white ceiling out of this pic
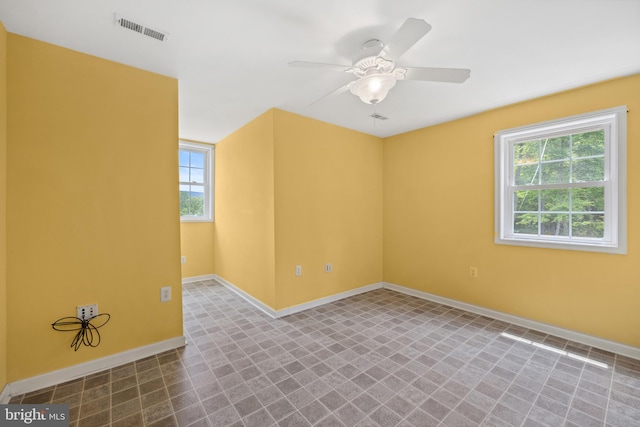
[1,0,639,142]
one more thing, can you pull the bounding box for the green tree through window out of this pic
[512,130,605,238]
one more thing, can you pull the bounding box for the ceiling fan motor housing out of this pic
[352,39,385,65]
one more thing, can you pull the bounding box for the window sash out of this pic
[509,126,609,187]
[507,183,609,241]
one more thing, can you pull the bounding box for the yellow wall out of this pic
[180,222,215,278]
[6,35,182,381]
[0,21,7,390]
[273,110,383,309]
[384,74,640,347]
[214,110,276,307]
[213,109,383,311]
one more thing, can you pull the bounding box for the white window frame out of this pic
[179,141,214,222]
[494,106,626,254]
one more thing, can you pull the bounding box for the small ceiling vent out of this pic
[143,27,167,42]
[370,113,389,120]
[115,14,168,42]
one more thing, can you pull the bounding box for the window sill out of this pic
[495,236,625,254]
[180,218,214,223]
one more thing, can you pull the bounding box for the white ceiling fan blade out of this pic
[289,61,351,72]
[404,67,471,83]
[379,18,432,62]
[310,83,352,105]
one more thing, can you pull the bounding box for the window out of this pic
[179,141,214,221]
[494,106,626,253]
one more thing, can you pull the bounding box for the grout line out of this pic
[603,353,617,427]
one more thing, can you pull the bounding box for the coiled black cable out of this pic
[51,313,110,351]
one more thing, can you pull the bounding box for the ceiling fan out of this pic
[289,18,470,105]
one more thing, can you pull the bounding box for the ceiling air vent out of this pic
[143,27,167,42]
[370,113,389,120]
[115,14,169,42]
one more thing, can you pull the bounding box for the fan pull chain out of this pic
[373,104,377,130]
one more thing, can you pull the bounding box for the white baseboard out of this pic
[213,275,278,318]
[0,384,10,404]
[384,282,640,361]
[213,275,384,319]
[275,282,384,317]
[2,336,186,401]
[182,274,216,284]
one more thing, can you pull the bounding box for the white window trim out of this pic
[179,141,214,222]
[494,106,627,254]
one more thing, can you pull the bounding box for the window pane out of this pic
[179,150,190,167]
[179,167,190,182]
[190,152,205,168]
[514,140,539,165]
[190,167,204,184]
[541,136,570,161]
[188,185,204,200]
[514,213,538,235]
[573,157,604,182]
[180,184,205,216]
[514,190,538,212]
[541,160,570,184]
[180,185,191,216]
[514,164,539,185]
[572,187,604,212]
[572,213,604,238]
[188,190,205,216]
[541,189,569,211]
[541,214,569,236]
[573,130,604,158]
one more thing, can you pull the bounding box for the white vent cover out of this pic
[115,14,169,42]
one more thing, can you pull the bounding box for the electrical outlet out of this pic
[181,256,186,264]
[77,304,98,320]
[295,265,302,276]
[325,263,333,273]
[469,266,478,279]
[161,286,172,302]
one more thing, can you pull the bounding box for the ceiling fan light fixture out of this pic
[350,73,396,104]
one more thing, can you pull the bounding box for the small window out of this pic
[494,106,626,253]
[179,141,214,222]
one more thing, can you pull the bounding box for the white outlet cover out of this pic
[77,304,98,320]
[161,286,172,302]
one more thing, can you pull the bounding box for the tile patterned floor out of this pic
[9,279,640,426]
